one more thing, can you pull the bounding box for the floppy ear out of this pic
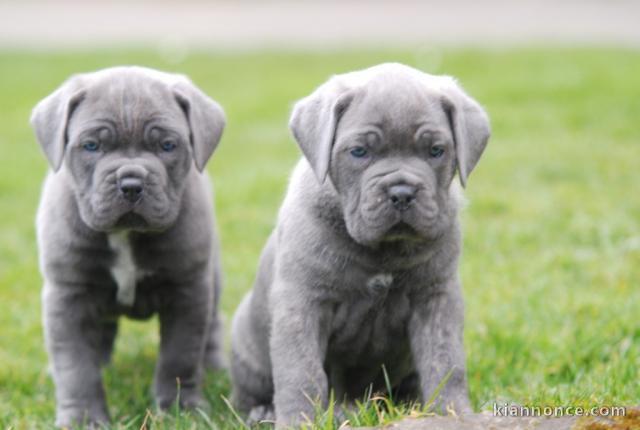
[289,82,356,183]
[30,76,86,171]
[443,83,491,187]
[173,81,226,171]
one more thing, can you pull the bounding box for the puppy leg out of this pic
[231,352,275,425]
[203,264,224,370]
[270,285,329,428]
[203,314,224,370]
[99,319,118,366]
[230,295,273,419]
[154,282,210,410]
[43,285,110,427]
[409,280,472,414]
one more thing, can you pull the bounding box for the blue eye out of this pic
[350,146,368,158]
[161,140,177,152]
[82,141,99,152]
[429,146,445,158]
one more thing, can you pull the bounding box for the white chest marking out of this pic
[108,232,139,306]
[366,273,394,292]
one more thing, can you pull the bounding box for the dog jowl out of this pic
[32,67,225,427]
[231,63,490,427]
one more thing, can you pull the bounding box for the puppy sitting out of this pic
[32,67,226,427]
[231,63,490,427]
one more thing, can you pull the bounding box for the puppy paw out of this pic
[156,389,206,412]
[55,405,109,429]
[182,393,208,412]
[248,404,275,425]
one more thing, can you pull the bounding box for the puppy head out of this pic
[290,63,490,245]
[31,66,225,232]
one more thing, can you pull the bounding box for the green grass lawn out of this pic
[0,48,638,429]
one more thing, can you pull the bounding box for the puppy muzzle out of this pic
[80,157,176,232]
[354,171,439,243]
[116,164,149,205]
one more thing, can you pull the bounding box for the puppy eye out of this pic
[429,146,445,158]
[82,141,100,152]
[160,140,177,152]
[350,146,368,158]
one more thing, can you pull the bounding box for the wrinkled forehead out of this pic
[339,75,451,139]
[68,73,188,136]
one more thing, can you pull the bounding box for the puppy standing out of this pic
[231,63,490,427]
[32,67,225,427]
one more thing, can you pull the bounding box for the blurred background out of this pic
[2,0,640,51]
[0,1,638,428]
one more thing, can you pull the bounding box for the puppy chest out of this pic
[108,232,152,306]
[327,275,412,361]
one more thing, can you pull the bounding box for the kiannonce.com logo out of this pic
[493,403,627,418]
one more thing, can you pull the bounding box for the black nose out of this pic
[388,184,416,211]
[119,177,144,203]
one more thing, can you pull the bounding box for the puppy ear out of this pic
[173,81,226,172]
[442,82,490,187]
[289,82,356,183]
[30,76,86,171]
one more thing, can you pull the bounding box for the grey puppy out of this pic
[231,63,490,427]
[32,66,226,427]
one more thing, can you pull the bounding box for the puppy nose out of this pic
[118,176,144,203]
[388,184,416,211]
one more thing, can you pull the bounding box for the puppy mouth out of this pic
[114,212,149,230]
[380,221,420,241]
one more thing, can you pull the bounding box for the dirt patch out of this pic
[575,407,640,430]
[354,408,640,430]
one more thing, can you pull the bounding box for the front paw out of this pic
[156,386,206,412]
[248,404,275,425]
[55,403,109,429]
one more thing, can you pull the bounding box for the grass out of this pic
[0,47,639,429]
